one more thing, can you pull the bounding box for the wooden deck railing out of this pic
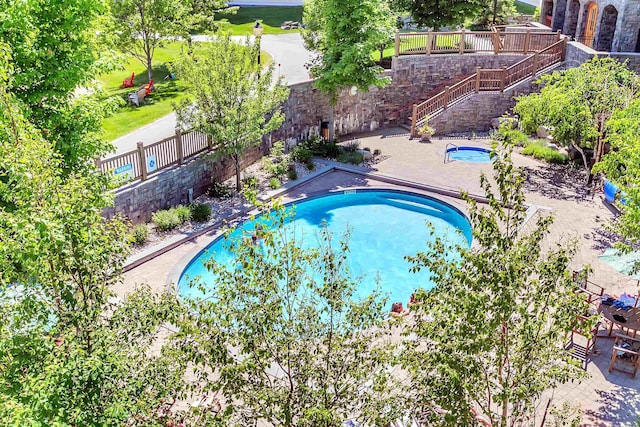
[410,38,567,137]
[97,129,214,184]
[395,29,561,57]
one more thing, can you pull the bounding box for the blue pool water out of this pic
[178,190,472,304]
[446,146,492,163]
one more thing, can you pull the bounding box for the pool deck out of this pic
[120,127,640,425]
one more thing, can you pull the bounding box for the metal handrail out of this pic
[444,143,458,163]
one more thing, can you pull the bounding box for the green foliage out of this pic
[216,6,304,35]
[175,204,191,222]
[373,148,381,156]
[1,0,115,170]
[131,223,150,245]
[208,180,233,198]
[263,141,292,178]
[173,34,289,191]
[242,175,260,191]
[401,145,589,425]
[398,0,485,30]
[0,55,189,426]
[337,150,365,165]
[494,123,529,146]
[343,140,361,152]
[190,203,213,222]
[473,0,517,28]
[306,158,316,170]
[522,140,569,164]
[291,144,314,163]
[288,168,298,180]
[176,203,394,426]
[152,208,184,231]
[515,57,640,171]
[269,177,281,189]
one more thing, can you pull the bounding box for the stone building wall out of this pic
[565,41,640,73]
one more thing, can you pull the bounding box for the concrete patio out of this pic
[120,127,640,426]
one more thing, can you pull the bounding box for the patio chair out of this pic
[608,331,640,378]
[572,270,605,308]
[121,72,135,88]
[565,315,601,370]
[128,87,147,107]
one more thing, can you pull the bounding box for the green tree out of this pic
[593,100,640,269]
[514,57,639,180]
[474,0,517,28]
[302,0,395,141]
[397,0,484,30]
[110,0,192,81]
[176,202,396,427]
[0,49,189,426]
[400,145,589,426]
[173,35,289,192]
[0,0,116,171]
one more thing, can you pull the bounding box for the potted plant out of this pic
[418,122,435,142]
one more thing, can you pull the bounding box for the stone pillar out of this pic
[575,1,587,42]
[592,6,605,51]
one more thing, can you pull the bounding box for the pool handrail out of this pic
[444,143,458,163]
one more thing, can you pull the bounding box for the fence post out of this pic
[444,86,450,108]
[176,129,184,165]
[459,29,466,54]
[475,67,481,92]
[394,32,400,57]
[94,157,101,171]
[557,30,561,41]
[500,67,507,92]
[524,30,531,53]
[410,104,418,137]
[561,37,568,60]
[207,133,213,151]
[532,52,539,76]
[137,142,147,181]
[493,30,500,54]
[426,31,432,55]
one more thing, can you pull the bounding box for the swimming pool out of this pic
[446,146,492,163]
[178,190,472,304]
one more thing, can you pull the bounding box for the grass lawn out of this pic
[515,1,537,15]
[100,41,272,142]
[217,6,303,35]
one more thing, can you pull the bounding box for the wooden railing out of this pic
[97,129,214,183]
[395,29,561,57]
[410,38,567,136]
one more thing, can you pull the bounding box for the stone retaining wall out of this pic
[565,41,640,73]
[112,53,538,223]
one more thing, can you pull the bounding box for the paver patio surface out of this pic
[121,127,640,425]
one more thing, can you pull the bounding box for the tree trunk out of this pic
[234,154,241,192]
[146,54,153,81]
[328,103,335,142]
[572,144,590,183]
[492,0,499,25]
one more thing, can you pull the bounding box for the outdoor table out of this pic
[598,303,640,337]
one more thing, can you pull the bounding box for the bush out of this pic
[291,145,313,163]
[175,205,191,223]
[495,126,529,147]
[373,149,381,156]
[152,209,182,232]
[337,150,365,165]
[208,180,232,198]
[306,159,315,171]
[242,175,259,190]
[301,137,340,159]
[343,140,360,153]
[363,147,371,152]
[263,141,291,178]
[288,169,298,180]
[521,141,568,164]
[190,203,212,222]
[131,224,149,246]
[269,177,281,189]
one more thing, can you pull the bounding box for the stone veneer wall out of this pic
[565,41,640,73]
[111,53,537,223]
[105,144,267,224]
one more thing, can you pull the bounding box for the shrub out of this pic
[263,141,291,177]
[269,177,281,189]
[306,159,315,171]
[337,150,365,165]
[175,205,191,223]
[343,140,361,153]
[363,147,371,152]
[152,209,182,232]
[521,141,568,164]
[373,149,381,156]
[496,128,529,147]
[131,224,149,246]
[242,175,259,190]
[190,203,212,222]
[288,169,298,180]
[208,180,232,198]
[302,137,340,159]
[291,145,313,163]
